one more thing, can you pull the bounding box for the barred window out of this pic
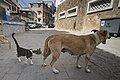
[87,0,113,14]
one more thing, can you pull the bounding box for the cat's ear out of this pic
[30,49,33,52]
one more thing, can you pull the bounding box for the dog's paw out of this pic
[30,62,33,65]
[85,69,91,73]
[52,66,59,74]
[18,61,21,63]
[42,63,47,67]
[53,69,59,74]
[18,58,21,62]
[76,65,82,69]
[25,61,27,64]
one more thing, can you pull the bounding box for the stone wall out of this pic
[55,0,120,33]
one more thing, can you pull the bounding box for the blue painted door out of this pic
[2,8,7,21]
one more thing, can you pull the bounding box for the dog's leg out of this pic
[42,53,51,67]
[30,58,33,65]
[76,55,82,69]
[85,55,91,73]
[42,59,47,67]
[50,52,60,74]
[42,48,51,67]
[52,65,59,74]
[42,51,51,67]
[17,57,21,62]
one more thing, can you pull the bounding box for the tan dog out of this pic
[42,30,110,73]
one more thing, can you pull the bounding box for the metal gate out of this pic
[100,17,120,37]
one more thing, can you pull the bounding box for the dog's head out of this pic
[32,48,42,55]
[98,30,111,44]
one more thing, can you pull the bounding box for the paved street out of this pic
[0,29,120,80]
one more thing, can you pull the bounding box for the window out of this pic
[9,6,11,10]
[60,0,65,2]
[118,0,120,7]
[38,18,41,22]
[66,6,78,17]
[59,0,65,5]
[28,12,31,15]
[59,11,66,19]
[38,4,41,7]
[12,6,16,11]
[16,0,18,3]
[30,4,33,8]
[38,11,41,15]
[87,0,113,14]
[7,8,9,11]
[23,12,26,14]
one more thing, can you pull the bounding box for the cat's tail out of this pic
[12,33,19,48]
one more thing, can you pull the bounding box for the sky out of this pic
[19,0,57,8]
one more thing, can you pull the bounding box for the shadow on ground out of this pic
[91,48,120,80]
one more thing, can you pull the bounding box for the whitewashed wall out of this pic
[0,21,25,36]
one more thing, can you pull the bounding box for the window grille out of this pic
[87,0,113,14]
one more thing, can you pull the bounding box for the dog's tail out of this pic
[43,36,51,57]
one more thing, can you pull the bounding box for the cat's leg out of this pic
[17,54,21,62]
[17,57,21,62]
[30,57,33,65]
[25,57,28,64]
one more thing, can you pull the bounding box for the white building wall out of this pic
[0,2,10,16]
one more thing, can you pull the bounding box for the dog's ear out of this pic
[91,29,98,33]
[108,33,111,39]
[100,30,108,36]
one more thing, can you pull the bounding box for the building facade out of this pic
[29,1,53,25]
[7,0,21,21]
[0,0,10,21]
[55,0,120,32]
[44,1,56,24]
[0,0,21,21]
[20,8,37,23]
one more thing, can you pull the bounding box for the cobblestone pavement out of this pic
[0,29,120,80]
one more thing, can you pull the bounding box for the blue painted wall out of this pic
[2,8,10,21]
